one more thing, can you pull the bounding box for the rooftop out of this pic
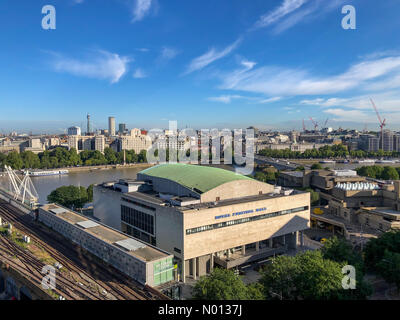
[42,204,169,262]
[138,163,253,193]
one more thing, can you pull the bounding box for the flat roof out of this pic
[138,163,253,193]
[41,204,169,262]
[76,220,100,229]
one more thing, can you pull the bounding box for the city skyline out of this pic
[1,0,400,132]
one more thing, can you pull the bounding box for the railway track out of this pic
[0,200,168,300]
[0,236,99,300]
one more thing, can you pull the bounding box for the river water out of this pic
[0,167,144,204]
[0,164,235,204]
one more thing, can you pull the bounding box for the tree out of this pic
[47,185,89,209]
[260,250,370,300]
[5,151,23,170]
[192,268,252,300]
[376,250,400,290]
[381,166,399,180]
[104,147,117,164]
[311,163,323,170]
[21,151,40,169]
[87,184,94,202]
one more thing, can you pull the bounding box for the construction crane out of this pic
[302,119,306,132]
[309,117,319,132]
[323,118,329,128]
[370,98,386,150]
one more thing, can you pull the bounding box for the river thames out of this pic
[0,164,235,204]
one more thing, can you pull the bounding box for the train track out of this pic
[0,236,99,300]
[0,200,168,300]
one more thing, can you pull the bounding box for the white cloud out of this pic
[259,97,282,104]
[207,95,248,104]
[184,39,241,75]
[219,55,400,96]
[133,68,147,78]
[131,0,152,22]
[50,50,130,83]
[254,0,307,29]
[253,0,345,34]
[161,47,179,60]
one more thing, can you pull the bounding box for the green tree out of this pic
[311,163,323,170]
[260,251,348,300]
[104,147,117,164]
[47,185,89,209]
[192,268,251,300]
[5,151,23,170]
[376,250,400,290]
[21,151,40,169]
[381,166,399,180]
[87,184,94,202]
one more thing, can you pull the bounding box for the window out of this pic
[121,205,154,235]
[186,206,309,235]
[174,247,181,254]
[216,197,220,201]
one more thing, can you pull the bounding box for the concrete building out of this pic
[119,123,126,134]
[38,203,174,287]
[67,135,105,153]
[109,117,116,136]
[93,164,310,282]
[67,126,81,136]
[117,129,152,154]
[20,138,44,154]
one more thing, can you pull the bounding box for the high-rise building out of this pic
[87,114,91,134]
[382,130,394,152]
[67,126,81,136]
[119,123,126,134]
[109,117,116,136]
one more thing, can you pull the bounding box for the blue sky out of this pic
[1,0,400,133]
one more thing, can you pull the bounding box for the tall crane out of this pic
[309,117,319,132]
[302,119,306,132]
[324,118,329,128]
[370,98,386,150]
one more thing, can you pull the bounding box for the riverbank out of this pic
[64,163,153,173]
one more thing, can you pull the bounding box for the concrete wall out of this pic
[183,192,310,260]
[93,185,122,230]
[201,179,274,202]
[38,208,149,285]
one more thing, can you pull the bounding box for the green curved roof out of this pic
[138,164,253,193]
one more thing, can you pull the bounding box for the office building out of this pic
[109,117,116,136]
[67,126,81,136]
[119,123,126,134]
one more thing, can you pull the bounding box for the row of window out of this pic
[121,197,156,211]
[186,206,309,235]
[121,205,155,235]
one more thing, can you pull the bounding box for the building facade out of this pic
[93,164,310,282]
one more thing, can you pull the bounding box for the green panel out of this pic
[139,164,253,193]
[166,269,173,282]
[154,273,161,286]
[154,261,160,273]
[161,271,166,284]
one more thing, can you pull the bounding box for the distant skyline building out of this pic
[109,117,116,136]
[119,123,126,134]
[67,126,81,136]
[87,113,91,135]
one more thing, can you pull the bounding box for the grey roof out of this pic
[115,238,147,252]
[76,220,100,229]
[50,208,68,215]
